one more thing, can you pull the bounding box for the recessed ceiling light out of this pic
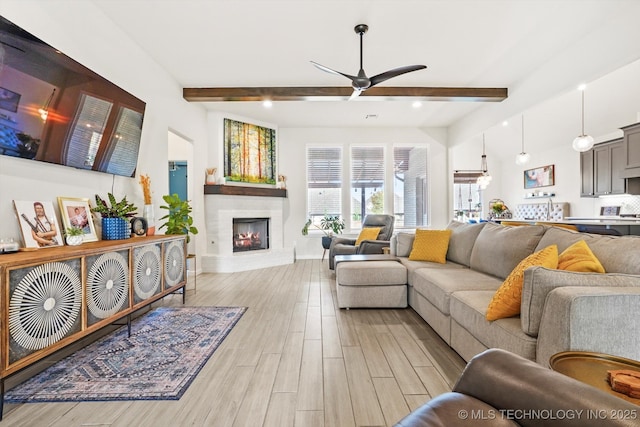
[263,100,273,108]
[502,121,509,126]
[412,101,422,108]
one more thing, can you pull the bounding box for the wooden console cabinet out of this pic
[0,235,186,413]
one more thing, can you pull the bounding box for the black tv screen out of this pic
[0,15,146,177]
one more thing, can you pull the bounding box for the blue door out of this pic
[169,161,188,201]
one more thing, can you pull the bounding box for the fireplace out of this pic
[233,218,269,252]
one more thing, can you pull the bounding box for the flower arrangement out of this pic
[491,202,507,215]
[139,174,152,205]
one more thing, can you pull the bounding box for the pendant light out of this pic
[572,84,594,152]
[38,88,56,122]
[515,115,530,165]
[476,135,492,189]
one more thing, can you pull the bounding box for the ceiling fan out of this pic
[311,24,427,100]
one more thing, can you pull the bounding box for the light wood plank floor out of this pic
[2,259,465,427]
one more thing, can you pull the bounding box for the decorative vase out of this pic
[66,235,83,246]
[206,174,216,185]
[102,217,130,240]
[143,204,155,236]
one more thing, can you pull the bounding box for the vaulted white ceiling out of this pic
[93,0,640,154]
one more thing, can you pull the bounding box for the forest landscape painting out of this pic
[223,118,276,185]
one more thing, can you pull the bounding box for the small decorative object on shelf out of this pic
[205,168,217,185]
[139,174,155,235]
[276,174,287,189]
[92,193,137,240]
[65,226,84,246]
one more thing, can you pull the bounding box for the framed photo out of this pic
[524,164,555,189]
[13,200,64,248]
[57,197,98,242]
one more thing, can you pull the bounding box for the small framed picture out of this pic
[57,197,98,242]
[524,164,555,189]
[14,200,64,248]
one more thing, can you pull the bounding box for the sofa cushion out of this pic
[446,221,486,267]
[394,232,415,257]
[449,291,537,360]
[399,258,466,286]
[521,266,640,337]
[535,226,640,274]
[557,240,605,273]
[409,229,452,263]
[469,222,546,279]
[486,245,558,321]
[412,267,501,315]
[355,227,381,245]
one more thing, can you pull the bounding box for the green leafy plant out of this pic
[159,194,198,243]
[301,214,345,237]
[91,193,137,220]
[65,226,84,237]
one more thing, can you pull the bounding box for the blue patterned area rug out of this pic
[5,306,246,403]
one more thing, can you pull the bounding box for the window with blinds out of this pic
[306,146,342,227]
[394,146,427,227]
[351,146,384,228]
[64,94,112,169]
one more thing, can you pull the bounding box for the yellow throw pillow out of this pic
[355,227,381,246]
[558,240,605,273]
[486,245,558,321]
[408,229,452,264]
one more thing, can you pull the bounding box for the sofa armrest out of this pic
[536,286,640,366]
[357,239,390,254]
[521,267,640,337]
[453,348,639,427]
[331,236,357,246]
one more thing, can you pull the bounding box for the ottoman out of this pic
[336,260,408,309]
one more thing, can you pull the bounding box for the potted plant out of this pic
[159,194,198,243]
[301,214,345,249]
[92,193,137,240]
[65,226,84,246]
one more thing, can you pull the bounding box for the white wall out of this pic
[0,3,209,260]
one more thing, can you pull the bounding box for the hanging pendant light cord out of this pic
[521,115,525,151]
[580,90,585,135]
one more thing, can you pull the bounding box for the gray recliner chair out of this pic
[328,214,394,270]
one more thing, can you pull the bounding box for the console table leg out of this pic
[1,378,4,421]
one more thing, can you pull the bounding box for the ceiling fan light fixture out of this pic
[573,85,594,152]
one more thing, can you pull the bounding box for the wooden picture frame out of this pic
[57,197,98,242]
[524,164,555,189]
[13,200,64,248]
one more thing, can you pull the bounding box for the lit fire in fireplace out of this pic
[234,231,262,250]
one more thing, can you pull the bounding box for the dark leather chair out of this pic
[328,214,394,270]
[394,348,639,427]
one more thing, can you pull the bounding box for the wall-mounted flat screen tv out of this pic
[0,15,146,178]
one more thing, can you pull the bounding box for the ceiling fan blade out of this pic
[349,89,362,100]
[369,65,427,87]
[310,61,357,81]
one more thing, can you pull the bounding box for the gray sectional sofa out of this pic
[390,221,640,365]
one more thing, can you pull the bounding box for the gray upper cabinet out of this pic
[622,122,640,171]
[581,139,625,197]
[580,150,594,197]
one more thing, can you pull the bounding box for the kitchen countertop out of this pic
[516,218,640,226]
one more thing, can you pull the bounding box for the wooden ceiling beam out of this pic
[183,86,508,102]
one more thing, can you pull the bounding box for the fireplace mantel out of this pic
[204,185,287,198]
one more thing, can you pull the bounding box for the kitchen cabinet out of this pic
[622,122,640,169]
[581,139,625,197]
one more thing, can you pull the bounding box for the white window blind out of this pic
[351,146,384,228]
[306,147,342,226]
